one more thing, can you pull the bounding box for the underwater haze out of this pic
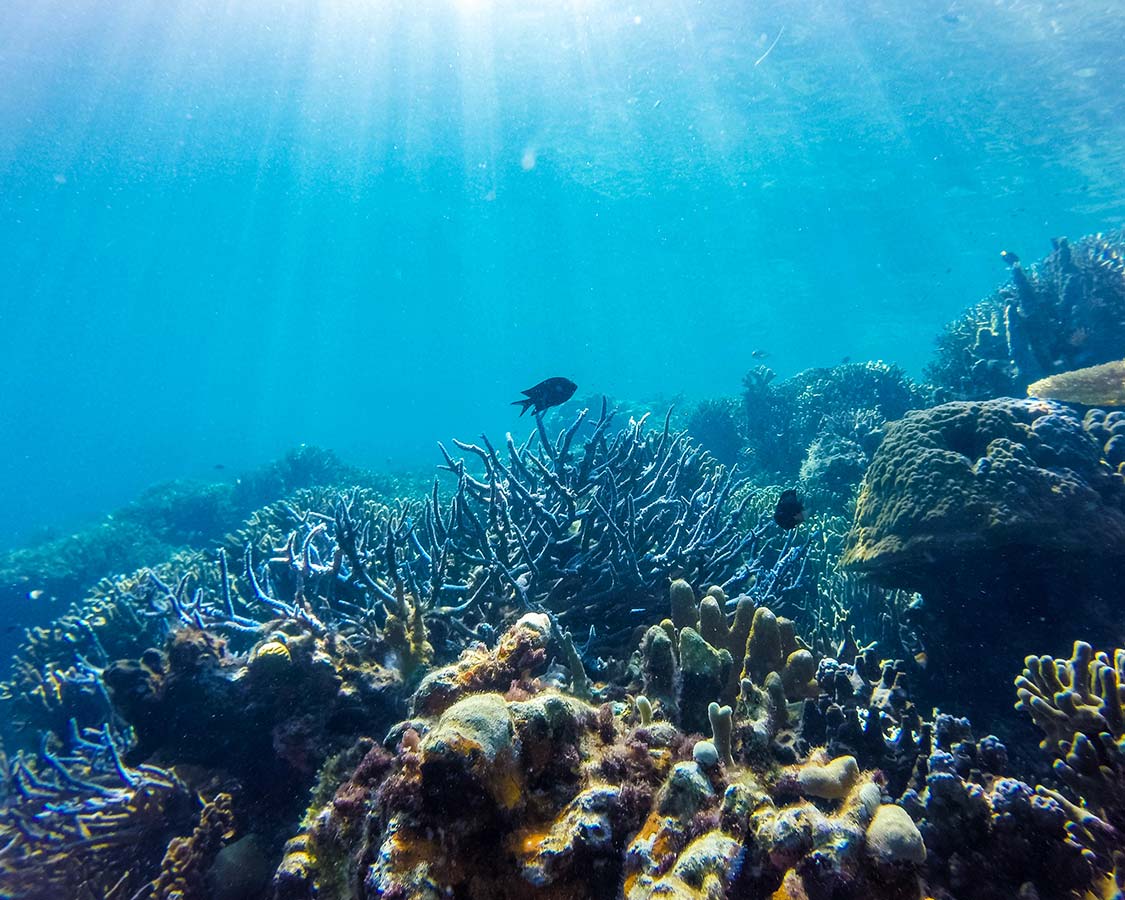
[2,0,1124,546]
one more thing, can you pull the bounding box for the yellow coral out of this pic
[249,639,291,668]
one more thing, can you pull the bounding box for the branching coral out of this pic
[928,230,1125,399]
[13,393,1125,900]
[741,361,928,484]
[0,723,197,900]
[435,401,766,645]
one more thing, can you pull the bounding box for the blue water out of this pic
[1,0,1123,546]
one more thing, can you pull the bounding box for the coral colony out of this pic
[3,228,1125,900]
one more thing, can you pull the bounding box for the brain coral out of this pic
[842,398,1125,588]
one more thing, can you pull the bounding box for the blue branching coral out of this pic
[0,722,197,900]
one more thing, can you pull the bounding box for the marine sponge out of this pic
[793,753,860,801]
[411,612,551,717]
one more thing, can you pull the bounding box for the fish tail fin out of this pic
[512,398,535,417]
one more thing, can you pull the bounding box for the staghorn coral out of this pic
[434,400,772,647]
[0,550,211,749]
[0,446,378,631]
[928,230,1125,400]
[13,404,1125,900]
[0,724,198,900]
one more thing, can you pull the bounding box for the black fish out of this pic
[512,377,577,417]
[1000,250,1020,266]
[213,463,226,470]
[773,489,804,529]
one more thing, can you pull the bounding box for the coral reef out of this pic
[928,230,1125,400]
[275,598,1119,900]
[843,398,1125,583]
[1015,641,1125,834]
[686,398,744,468]
[104,618,402,807]
[151,792,237,900]
[434,401,772,644]
[281,608,935,900]
[9,392,1125,900]
[0,446,369,622]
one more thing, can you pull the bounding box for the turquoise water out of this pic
[1,0,1123,545]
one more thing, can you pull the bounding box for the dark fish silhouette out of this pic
[1000,250,1020,266]
[512,377,577,417]
[751,349,770,360]
[213,463,226,470]
[773,489,804,529]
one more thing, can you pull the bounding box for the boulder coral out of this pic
[841,397,1125,714]
[843,398,1125,584]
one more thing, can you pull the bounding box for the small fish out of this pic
[512,377,578,417]
[914,651,929,669]
[841,355,852,364]
[751,349,770,360]
[213,463,226,470]
[1000,250,1020,266]
[28,590,45,601]
[773,489,804,529]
